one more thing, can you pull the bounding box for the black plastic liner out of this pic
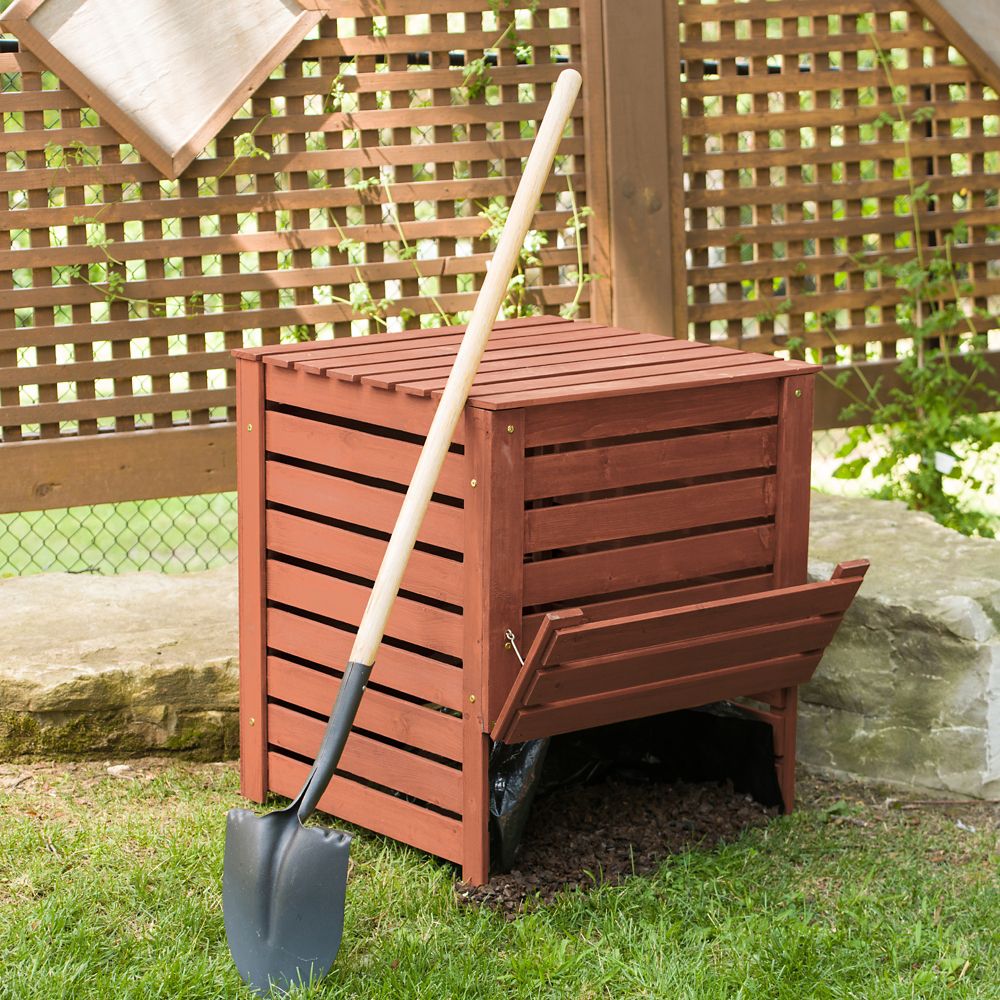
[489,703,783,874]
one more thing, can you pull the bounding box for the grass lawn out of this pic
[0,760,997,999]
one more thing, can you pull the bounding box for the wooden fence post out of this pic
[598,0,687,337]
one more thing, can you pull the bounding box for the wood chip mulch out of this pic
[456,778,777,917]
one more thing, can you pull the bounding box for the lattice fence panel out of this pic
[0,2,590,444]
[678,0,1000,359]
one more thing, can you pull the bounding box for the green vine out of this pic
[826,37,1000,537]
[32,12,592,356]
[463,1,539,101]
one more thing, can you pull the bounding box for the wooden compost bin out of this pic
[233,317,867,884]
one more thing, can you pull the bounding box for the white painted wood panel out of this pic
[933,0,1000,77]
[3,0,320,177]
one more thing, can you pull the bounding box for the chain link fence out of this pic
[0,493,238,577]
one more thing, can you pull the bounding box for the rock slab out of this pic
[804,494,999,798]
[0,564,238,759]
[0,494,997,797]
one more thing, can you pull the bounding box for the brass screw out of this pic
[246,422,253,432]
[506,424,515,433]
[468,694,476,703]
[504,641,512,650]
[470,478,478,488]
[794,389,802,398]
[248,717,256,727]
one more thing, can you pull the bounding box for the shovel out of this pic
[223,67,583,996]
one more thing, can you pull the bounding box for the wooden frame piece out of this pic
[912,0,1000,97]
[0,423,235,514]
[461,407,527,883]
[236,358,267,802]
[0,0,322,178]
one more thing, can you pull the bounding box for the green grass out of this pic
[0,761,997,999]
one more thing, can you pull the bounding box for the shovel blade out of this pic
[223,807,352,996]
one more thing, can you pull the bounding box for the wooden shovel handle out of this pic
[349,68,582,667]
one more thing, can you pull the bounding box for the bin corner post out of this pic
[462,407,526,884]
[771,372,816,813]
[236,357,268,803]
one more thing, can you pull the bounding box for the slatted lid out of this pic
[234,317,817,410]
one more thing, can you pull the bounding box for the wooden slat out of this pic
[501,652,824,743]
[265,460,462,552]
[0,387,232,427]
[327,327,635,384]
[682,98,1000,140]
[267,655,462,761]
[529,616,842,703]
[521,572,774,646]
[524,424,777,500]
[547,573,865,665]
[684,27,940,61]
[680,0,896,21]
[815,351,1000,429]
[525,474,775,552]
[324,326,638,381]
[265,409,465,497]
[0,138,588,195]
[267,559,463,659]
[266,508,462,606]
[267,559,462,659]
[394,340,731,396]
[268,703,462,814]
[0,349,235,390]
[268,751,463,863]
[265,365,458,443]
[296,325,604,379]
[685,204,1000,257]
[466,353,778,402]
[523,380,781,446]
[681,64,974,101]
[257,316,568,367]
[5,285,581,352]
[266,607,462,711]
[0,174,587,232]
[523,523,776,606]
[0,205,580,268]
[0,424,235,514]
[480,360,808,411]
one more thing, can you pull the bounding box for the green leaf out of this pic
[832,458,869,480]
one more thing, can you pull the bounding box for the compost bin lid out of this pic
[233,317,817,410]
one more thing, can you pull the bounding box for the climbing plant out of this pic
[827,40,1000,537]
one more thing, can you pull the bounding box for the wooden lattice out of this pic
[677,0,1000,361]
[0,2,590,445]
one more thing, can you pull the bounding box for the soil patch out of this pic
[457,777,777,917]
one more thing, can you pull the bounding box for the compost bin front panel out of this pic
[493,563,869,745]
